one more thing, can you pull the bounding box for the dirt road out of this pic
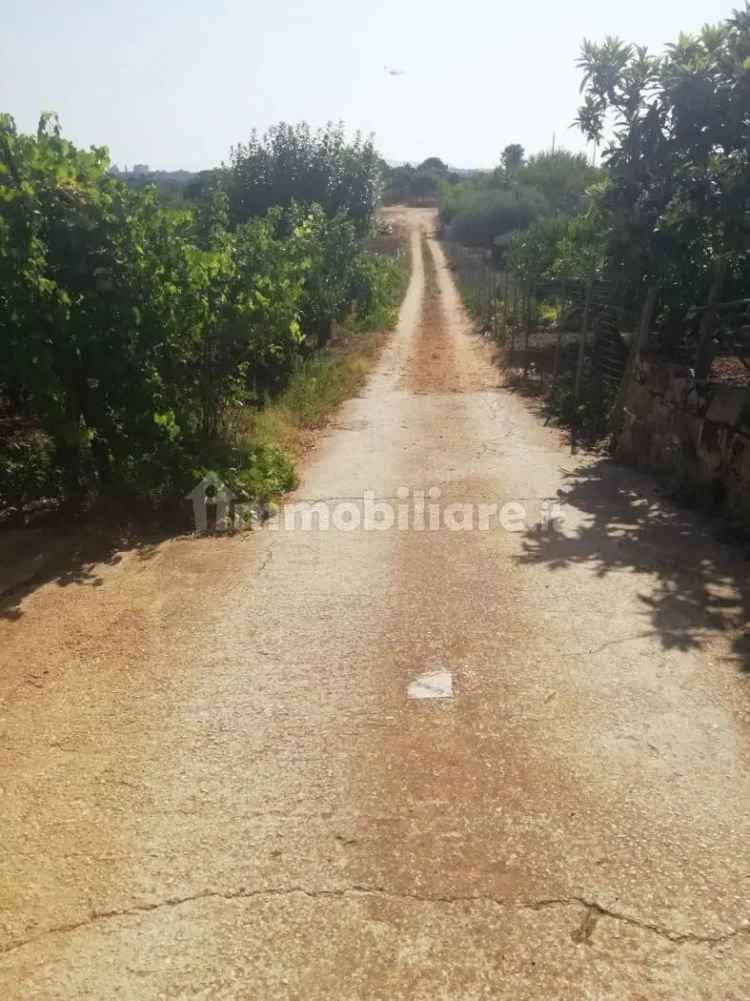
[1,208,749,999]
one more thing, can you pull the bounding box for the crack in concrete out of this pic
[525,897,750,947]
[255,541,276,575]
[2,888,749,958]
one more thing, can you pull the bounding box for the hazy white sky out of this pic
[2,0,740,171]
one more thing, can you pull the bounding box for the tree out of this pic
[0,113,404,516]
[382,163,415,203]
[408,167,443,198]
[519,150,600,216]
[0,111,163,501]
[575,7,750,369]
[418,157,449,174]
[501,143,525,175]
[448,187,547,248]
[227,122,382,235]
[0,116,308,507]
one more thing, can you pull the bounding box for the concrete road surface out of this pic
[1,208,749,999]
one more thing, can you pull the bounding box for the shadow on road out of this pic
[0,526,166,623]
[517,457,750,671]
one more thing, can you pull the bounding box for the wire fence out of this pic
[443,241,631,444]
[444,237,750,450]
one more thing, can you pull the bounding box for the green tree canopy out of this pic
[518,150,600,216]
[227,122,382,235]
[574,5,750,343]
[501,143,525,175]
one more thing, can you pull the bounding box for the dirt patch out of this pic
[406,234,458,394]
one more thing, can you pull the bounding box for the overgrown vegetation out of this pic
[438,147,600,261]
[0,116,407,525]
[503,6,750,334]
[442,3,750,437]
[382,157,460,205]
[574,9,750,372]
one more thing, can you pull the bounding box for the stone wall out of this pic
[618,357,750,524]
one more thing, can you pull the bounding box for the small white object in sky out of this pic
[385,66,406,77]
[407,671,453,700]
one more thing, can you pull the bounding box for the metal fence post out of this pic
[523,285,532,381]
[552,280,566,388]
[502,273,509,342]
[571,277,594,453]
[510,284,517,362]
[574,277,594,401]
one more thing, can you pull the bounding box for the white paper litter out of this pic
[407,671,453,700]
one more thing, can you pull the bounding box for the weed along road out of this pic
[2,208,750,998]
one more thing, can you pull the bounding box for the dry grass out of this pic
[246,327,389,462]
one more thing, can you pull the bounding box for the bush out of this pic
[227,122,381,235]
[222,443,297,505]
[0,113,399,519]
[350,252,408,331]
[448,188,548,248]
[546,369,616,442]
[0,429,59,520]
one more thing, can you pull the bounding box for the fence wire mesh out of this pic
[444,236,750,448]
[442,242,632,443]
[442,243,628,398]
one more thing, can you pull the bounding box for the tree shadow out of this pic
[517,457,750,671]
[0,525,170,623]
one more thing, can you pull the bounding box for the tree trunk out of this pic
[695,257,729,381]
[55,396,84,512]
[77,385,113,489]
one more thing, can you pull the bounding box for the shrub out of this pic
[227,122,381,235]
[349,252,408,331]
[448,188,548,248]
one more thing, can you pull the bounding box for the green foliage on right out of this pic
[446,187,548,249]
[574,4,750,352]
[438,149,600,256]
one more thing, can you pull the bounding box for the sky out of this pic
[2,0,742,172]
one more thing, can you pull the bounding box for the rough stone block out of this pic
[706,386,750,427]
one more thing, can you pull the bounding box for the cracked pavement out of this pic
[1,208,749,999]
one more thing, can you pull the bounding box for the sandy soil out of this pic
[1,208,749,999]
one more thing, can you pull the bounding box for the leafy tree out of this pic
[418,157,449,174]
[382,162,415,203]
[506,215,572,285]
[408,167,443,198]
[575,6,750,368]
[501,143,526,175]
[183,168,226,203]
[287,203,360,348]
[227,122,382,235]
[0,111,169,502]
[549,204,607,279]
[439,144,598,252]
[518,150,600,216]
[506,201,606,285]
[446,187,547,248]
[0,113,406,517]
